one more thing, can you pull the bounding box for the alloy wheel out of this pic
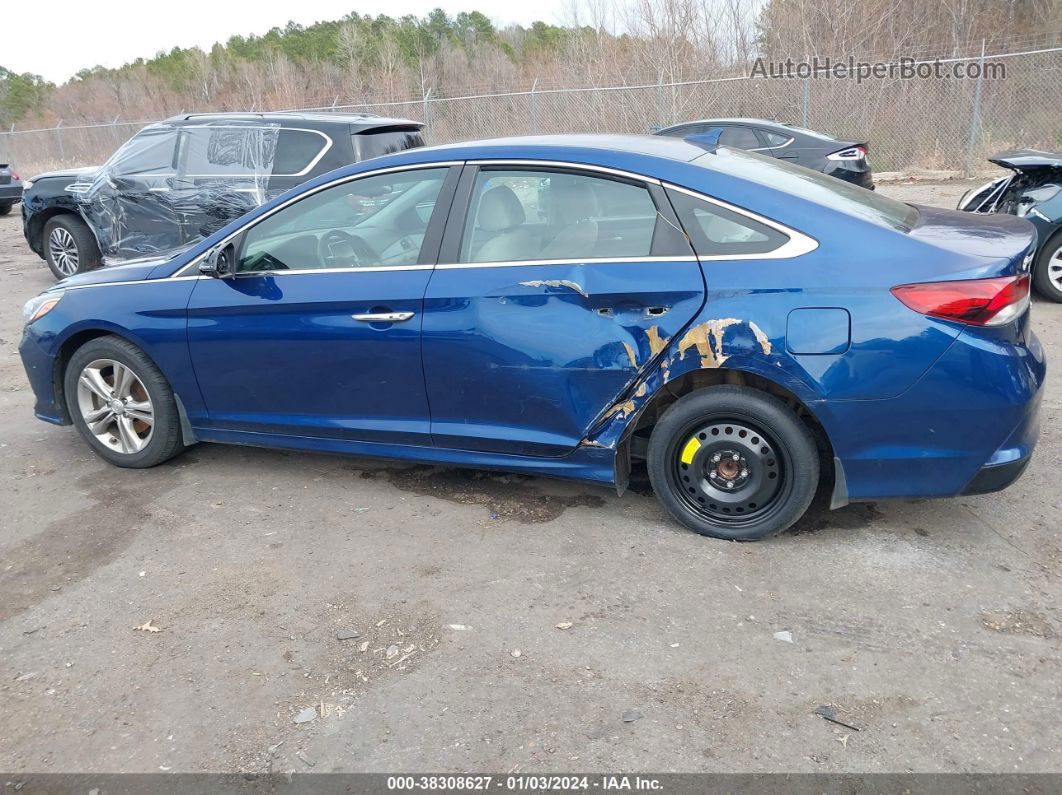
[76,359,154,454]
[1049,246,1062,291]
[48,227,80,276]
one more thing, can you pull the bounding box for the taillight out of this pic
[891,274,1030,326]
[827,145,867,161]
[11,171,19,180]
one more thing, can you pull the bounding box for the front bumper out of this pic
[18,326,67,425]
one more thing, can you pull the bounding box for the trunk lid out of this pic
[988,148,1062,172]
[908,204,1036,264]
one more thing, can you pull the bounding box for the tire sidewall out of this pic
[64,338,179,468]
[1033,234,1062,303]
[648,386,819,540]
[44,215,100,280]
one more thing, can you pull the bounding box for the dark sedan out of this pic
[654,118,873,189]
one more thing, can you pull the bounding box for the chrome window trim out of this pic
[171,161,463,277]
[436,256,699,270]
[231,264,436,277]
[761,135,794,150]
[663,182,819,260]
[468,159,663,185]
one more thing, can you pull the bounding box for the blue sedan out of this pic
[18,135,1046,540]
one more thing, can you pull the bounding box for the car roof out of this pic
[657,118,847,144]
[420,133,709,163]
[164,111,423,132]
[660,117,789,130]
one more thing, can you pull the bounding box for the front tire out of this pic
[44,214,101,280]
[1032,234,1062,303]
[647,386,819,540]
[64,336,185,468]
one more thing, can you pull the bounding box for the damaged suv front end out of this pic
[959,149,1062,301]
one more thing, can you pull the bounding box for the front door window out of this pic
[237,168,450,272]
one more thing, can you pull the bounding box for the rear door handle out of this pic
[352,311,415,323]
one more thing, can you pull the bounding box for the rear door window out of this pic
[458,169,660,263]
[176,125,279,179]
[718,127,762,150]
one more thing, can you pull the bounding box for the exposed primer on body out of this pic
[605,399,637,419]
[518,279,589,299]
[676,318,742,368]
[646,326,666,356]
[622,341,638,368]
[748,321,772,355]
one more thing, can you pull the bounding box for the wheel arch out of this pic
[29,208,82,255]
[53,327,197,445]
[612,366,837,500]
[51,328,127,423]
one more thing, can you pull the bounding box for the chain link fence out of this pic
[3,46,1060,178]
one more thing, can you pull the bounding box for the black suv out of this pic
[22,112,425,278]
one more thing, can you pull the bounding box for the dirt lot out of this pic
[1,180,1060,774]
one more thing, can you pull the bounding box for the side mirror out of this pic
[199,243,235,278]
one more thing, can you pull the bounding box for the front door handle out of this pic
[352,311,415,323]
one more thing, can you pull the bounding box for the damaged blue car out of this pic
[19,135,1045,539]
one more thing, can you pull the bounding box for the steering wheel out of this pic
[317,229,378,268]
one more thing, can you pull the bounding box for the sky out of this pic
[6,0,573,84]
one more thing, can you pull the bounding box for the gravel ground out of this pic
[1,180,1060,774]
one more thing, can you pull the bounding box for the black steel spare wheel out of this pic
[648,386,819,540]
[672,419,787,524]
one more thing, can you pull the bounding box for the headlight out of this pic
[23,291,63,324]
[22,179,34,190]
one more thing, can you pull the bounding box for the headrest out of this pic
[477,185,526,231]
[552,181,600,223]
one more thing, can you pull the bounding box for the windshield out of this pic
[703,147,918,232]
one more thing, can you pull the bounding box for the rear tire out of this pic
[1032,234,1062,303]
[647,386,819,540]
[43,214,101,280]
[64,335,185,468]
[0,203,12,216]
